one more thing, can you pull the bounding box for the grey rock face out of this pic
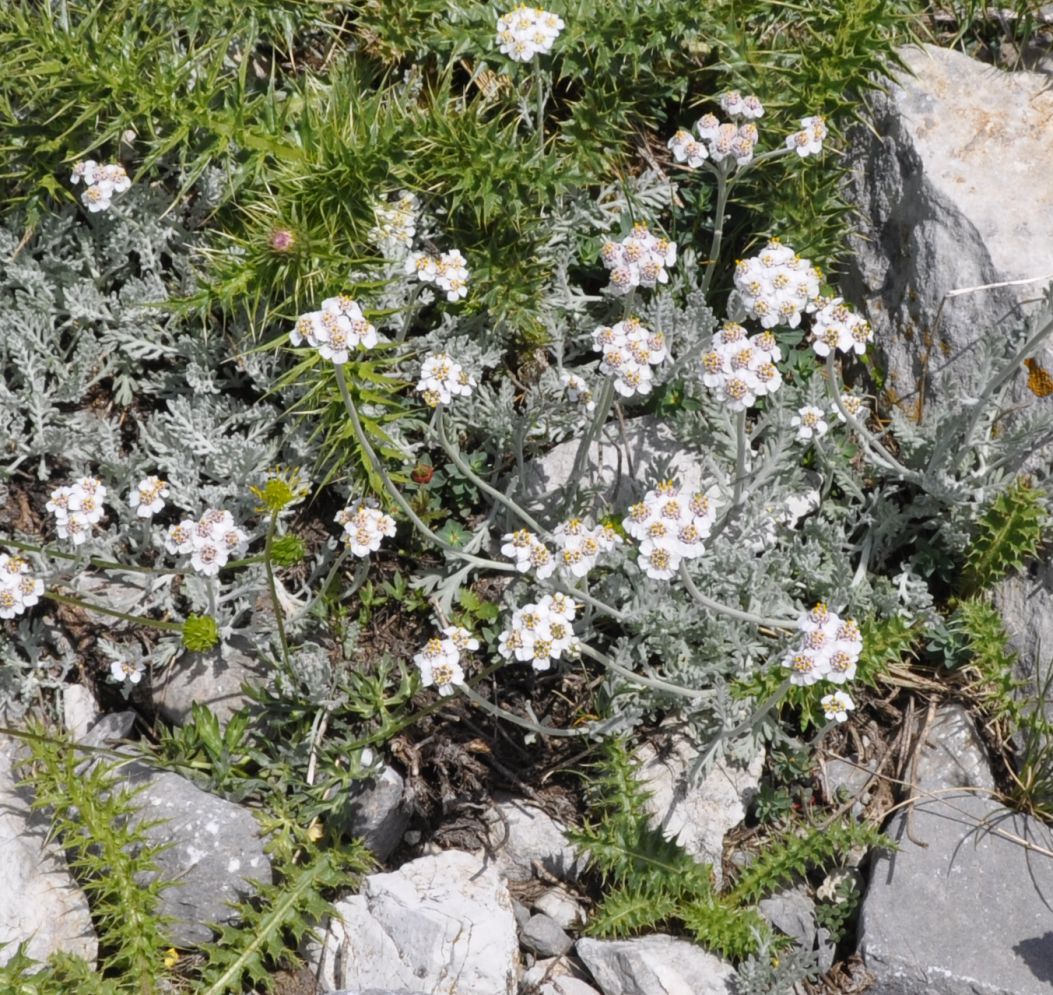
[0,738,97,968]
[759,886,834,974]
[841,44,1053,421]
[520,415,704,517]
[860,792,1053,995]
[62,683,100,740]
[858,705,1053,993]
[483,798,585,883]
[575,935,735,995]
[309,849,519,995]
[333,762,409,861]
[532,886,585,929]
[119,761,272,947]
[993,561,1053,731]
[635,734,764,888]
[152,633,267,727]
[520,914,573,957]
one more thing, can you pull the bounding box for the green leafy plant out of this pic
[570,738,887,961]
[961,478,1047,594]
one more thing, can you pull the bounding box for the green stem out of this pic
[534,55,545,153]
[460,682,616,738]
[700,157,733,297]
[435,408,548,536]
[732,408,748,508]
[561,376,616,517]
[578,643,713,700]
[43,590,183,633]
[263,513,291,673]
[333,364,515,574]
[1,537,174,575]
[394,283,423,346]
[677,563,798,631]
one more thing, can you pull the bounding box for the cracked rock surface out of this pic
[308,849,519,995]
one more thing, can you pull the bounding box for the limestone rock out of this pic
[333,760,409,861]
[858,705,1053,993]
[61,683,100,741]
[309,850,519,995]
[635,734,764,888]
[151,633,266,727]
[0,738,97,968]
[575,935,735,995]
[483,798,585,883]
[119,761,272,947]
[993,561,1053,731]
[842,44,1053,422]
[532,886,585,929]
[520,415,704,517]
[520,914,573,957]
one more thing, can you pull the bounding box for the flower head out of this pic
[785,116,827,158]
[821,690,855,723]
[369,190,419,257]
[416,352,476,407]
[48,477,107,546]
[623,479,717,580]
[592,318,666,397]
[129,476,169,519]
[791,405,829,442]
[335,501,397,558]
[290,297,377,363]
[165,507,248,576]
[110,659,145,685]
[781,604,862,688]
[809,297,872,358]
[733,240,821,330]
[496,5,564,61]
[598,224,676,297]
[70,161,131,212]
[0,553,43,620]
[498,595,579,672]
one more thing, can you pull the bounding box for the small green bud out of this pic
[182,614,220,652]
[250,466,309,515]
[271,534,307,567]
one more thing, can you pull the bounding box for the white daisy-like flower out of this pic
[496,5,564,62]
[48,477,108,546]
[110,658,145,685]
[416,352,476,407]
[821,690,855,723]
[414,636,466,697]
[785,115,827,158]
[791,405,829,441]
[129,476,169,519]
[335,501,397,558]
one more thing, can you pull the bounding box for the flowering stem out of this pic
[533,55,546,153]
[732,409,748,508]
[1,537,174,575]
[333,364,516,574]
[262,513,291,673]
[43,590,183,633]
[394,283,423,346]
[824,355,919,482]
[701,158,733,298]
[578,643,712,699]
[459,681,616,738]
[691,678,793,776]
[678,562,798,631]
[561,376,615,517]
[552,582,628,624]
[435,408,549,536]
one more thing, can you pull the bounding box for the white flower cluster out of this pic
[560,372,596,414]
[416,352,477,407]
[110,659,146,685]
[733,240,821,330]
[165,509,249,577]
[496,5,564,62]
[405,249,470,302]
[668,93,764,171]
[128,476,169,519]
[498,593,579,672]
[552,518,622,579]
[413,625,479,696]
[501,529,555,580]
[698,322,783,412]
[781,603,863,715]
[290,296,378,363]
[370,190,420,257]
[70,160,131,212]
[791,405,829,441]
[599,224,677,296]
[47,477,107,546]
[809,297,873,358]
[833,392,867,423]
[623,479,717,580]
[793,395,869,441]
[785,115,828,158]
[0,554,44,620]
[592,317,667,397]
[335,501,397,558]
